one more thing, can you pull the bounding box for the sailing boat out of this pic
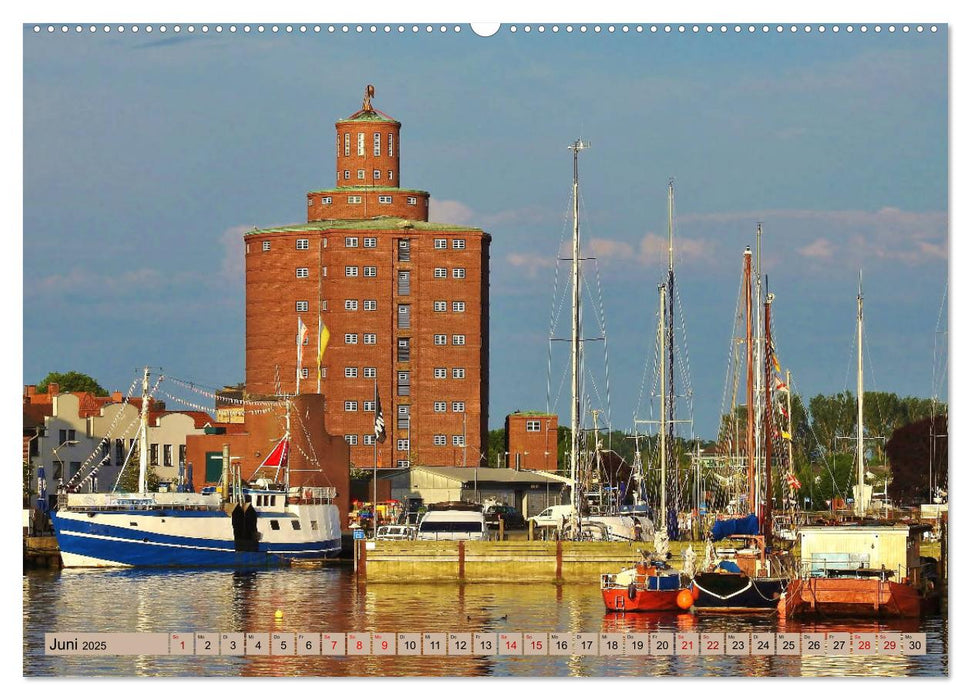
[780,277,940,618]
[50,367,342,567]
[690,236,790,613]
[601,280,692,611]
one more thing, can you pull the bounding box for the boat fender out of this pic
[677,589,694,610]
[628,583,638,601]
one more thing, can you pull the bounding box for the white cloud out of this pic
[798,238,836,259]
[506,252,554,277]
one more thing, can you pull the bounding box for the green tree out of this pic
[38,371,107,396]
[115,450,160,492]
[484,428,506,468]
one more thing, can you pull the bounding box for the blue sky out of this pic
[21,20,948,441]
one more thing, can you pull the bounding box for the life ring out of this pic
[627,583,638,601]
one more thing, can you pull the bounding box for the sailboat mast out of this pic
[658,283,667,528]
[138,366,150,495]
[763,286,774,541]
[568,139,588,518]
[744,246,755,514]
[856,273,866,517]
[753,223,764,516]
[665,180,676,522]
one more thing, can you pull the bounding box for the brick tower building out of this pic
[245,86,490,470]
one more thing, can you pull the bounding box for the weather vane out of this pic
[363,84,375,111]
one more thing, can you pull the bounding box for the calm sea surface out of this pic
[23,566,947,677]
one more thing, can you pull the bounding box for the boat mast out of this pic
[658,282,667,531]
[763,286,774,541]
[665,180,676,526]
[137,366,150,495]
[568,139,588,521]
[855,272,866,517]
[785,369,795,519]
[744,246,755,514]
[753,224,764,518]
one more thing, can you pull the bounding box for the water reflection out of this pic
[23,567,946,677]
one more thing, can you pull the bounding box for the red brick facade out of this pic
[505,412,559,472]
[184,394,352,527]
[245,90,490,470]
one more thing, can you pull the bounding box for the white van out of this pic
[527,505,575,529]
[416,509,488,541]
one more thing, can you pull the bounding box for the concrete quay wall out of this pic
[355,540,653,582]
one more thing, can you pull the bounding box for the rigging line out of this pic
[592,257,612,429]
[546,185,576,415]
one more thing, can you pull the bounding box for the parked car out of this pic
[416,509,488,541]
[527,504,575,529]
[484,504,527,530]
[375,524,417,541]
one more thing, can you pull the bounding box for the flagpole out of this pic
[373,378,378,540]
[296,317,302,395]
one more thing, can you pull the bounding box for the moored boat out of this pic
[601,554,692,612]
[50,368,342,568]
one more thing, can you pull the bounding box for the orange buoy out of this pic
[677,589,694,610]
[691,584,700,601]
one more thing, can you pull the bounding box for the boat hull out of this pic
[602,586,685,612]
[51,503,342,568]
[691,572,787,613]
[782,577,938,619]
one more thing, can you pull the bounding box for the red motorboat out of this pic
[601,559,694,612]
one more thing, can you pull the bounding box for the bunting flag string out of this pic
[167,376,280,406]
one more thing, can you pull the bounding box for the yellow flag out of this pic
[317,325,330,378]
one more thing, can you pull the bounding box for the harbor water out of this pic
[23,565,947,677]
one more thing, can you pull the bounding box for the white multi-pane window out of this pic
[348,195,362,204]
[346,266,359,277]
[388,133,394,157]
[363,300,377,311]
[388,170,394,181]
[452,301,466,313]
[452,435,465,446]
[434,334,447,345]
[346,237,359,247]
[345,300,359,310]
[452,239,466,250]
[396,460,409,468]
[357,169,365,180]
[433,301,447,312]
[434,268,447,278]
[345,334,358,344]
[434,368,447,379]
[344,133,350,156]
[345,435,358,445]
[262,241,271,251]
[407,196,417,205]
[300,368,309,378]
[434,238,447,249]
[345,367,358,378]
[343,170,350,180]
[322,196,332,205]
[344,401,358,412]
[396,439,409,451]
[434,401,447,412]
[452,402,466,413]
[526,420,542,432]
[296,238,310,250]
[452,368,466,379]
[296,301,309,312]
[357,133,365,156]
[364,237,377,248]
[378,195,392,203]
[322,267,327,277]
[453,335,466,346]
[363,367,376,378]
[373,133,381,156]
[453,268,466,279]
[364,266,377,277]
[363,333,377,345]
[296,268,309,278]
[374,170,382,180]
[363,434,375,446]
[433,435,446,446]
[363,400,375,412]
[321,299,328,309]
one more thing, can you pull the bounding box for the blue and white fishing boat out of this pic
[50,368,342,568]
